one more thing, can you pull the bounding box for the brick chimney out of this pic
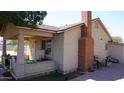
[78,11,94,71]
[81,11,92,36]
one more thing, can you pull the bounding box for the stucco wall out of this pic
[92,21,111,59]
[35,37,42,60]
[52,33,64,72]
[63,26,81,74]
[54,21,111,74]
[108,43,124,63]
[12,61,56,79]
[26,40,36,60]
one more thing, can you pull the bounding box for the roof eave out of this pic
[16,26,57,33]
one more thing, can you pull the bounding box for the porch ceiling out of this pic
[1,23,54,40]
[8,35,34,40]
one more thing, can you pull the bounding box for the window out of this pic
[41,40,51,54]
[105,44,108,50]
[42,40,46,50]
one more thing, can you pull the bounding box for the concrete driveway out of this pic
[71,63,124,81]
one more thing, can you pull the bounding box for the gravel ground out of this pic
[71,63,124,81]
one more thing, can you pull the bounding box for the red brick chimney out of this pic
[81,11,92,36]
[78,11,94,71]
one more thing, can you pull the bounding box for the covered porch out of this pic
[0,23,56,80]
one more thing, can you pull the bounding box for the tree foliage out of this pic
[112,36,123,43]
[0,11,47,29]
[0,11,47,46]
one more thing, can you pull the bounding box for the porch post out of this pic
[16,33,25,64]
[2,36,6,65]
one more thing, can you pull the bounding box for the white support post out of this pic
[16,33,25,64]
[13,33,25,78]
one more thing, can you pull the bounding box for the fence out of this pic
[108,43,124,63]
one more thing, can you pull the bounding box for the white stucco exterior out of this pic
[92,20,111,59]
[63,26,81,74]
[52,26,81,74]
[52,33,64,72]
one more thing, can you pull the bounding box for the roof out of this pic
[38,18,112,41]
[16,22,83,33]
[37,24,59,31]
[57,22,83,32]
[16,18,112,41]
[38,22,83,31]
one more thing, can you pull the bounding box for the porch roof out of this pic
[17,22,84,33]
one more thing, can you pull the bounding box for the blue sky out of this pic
[43,11,124,40]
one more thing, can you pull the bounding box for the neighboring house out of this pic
[0,12,112,80]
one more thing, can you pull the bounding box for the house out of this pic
[92,18,112,59]
[0,12,112,80]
